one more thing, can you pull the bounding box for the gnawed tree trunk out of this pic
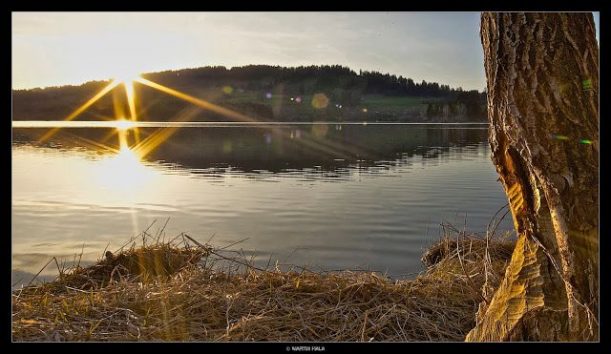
[466,13,598,341]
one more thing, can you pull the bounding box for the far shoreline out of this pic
[12,121,491,128]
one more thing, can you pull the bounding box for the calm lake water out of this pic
[12,123,512,286]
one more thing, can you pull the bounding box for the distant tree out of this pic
[13,64,486,121]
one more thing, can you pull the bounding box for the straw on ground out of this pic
[12,225,514,342]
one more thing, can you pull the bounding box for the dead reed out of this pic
[12,221,515,342]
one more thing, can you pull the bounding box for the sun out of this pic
[113,67,141,142]
[113,67,142,85]
[115,68,140,105]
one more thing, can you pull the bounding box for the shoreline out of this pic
[12,231,514,342]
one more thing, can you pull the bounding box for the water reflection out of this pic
[13,124,489,174]
[13,124,509,285]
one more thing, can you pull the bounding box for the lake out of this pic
[12,123,513,287]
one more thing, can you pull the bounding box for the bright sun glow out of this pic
[93,145,156,193]
[114,67,142,86]
[115,119,136,131]
[115,68,141,144]
[117,144,141,163]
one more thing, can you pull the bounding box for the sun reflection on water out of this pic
[93,143,157,193]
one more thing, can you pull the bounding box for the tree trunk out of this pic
[466,13,598,341]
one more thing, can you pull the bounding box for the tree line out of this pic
[13,64,487,121]
[144,64,484,98]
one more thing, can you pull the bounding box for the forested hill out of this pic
[13,65,487,122]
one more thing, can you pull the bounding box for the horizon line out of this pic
[12,63,486,92]
[13,121,490,128]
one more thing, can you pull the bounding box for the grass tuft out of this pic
[12,224,514,342]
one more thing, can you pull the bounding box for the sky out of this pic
[12,12,600,91]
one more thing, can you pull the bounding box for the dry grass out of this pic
[12,224,515,342]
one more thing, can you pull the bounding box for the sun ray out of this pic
[298,126,374,159]
[118,129,129,152]
[123,80,141,144]
[133,78,363,159]
[38,80,121,144]
[56,129,120,155]
[135,77,259,123]
[131,107,201,159]
[287,130,353,160]
[100,127,123,146]
[112,85,126,120]
[34,74,373,164]
[132,126,178,159]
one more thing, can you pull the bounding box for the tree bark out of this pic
[466,13,598,341]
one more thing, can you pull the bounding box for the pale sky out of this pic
[12,12,600,91]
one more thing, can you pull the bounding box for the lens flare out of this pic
[311,93,329,109]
